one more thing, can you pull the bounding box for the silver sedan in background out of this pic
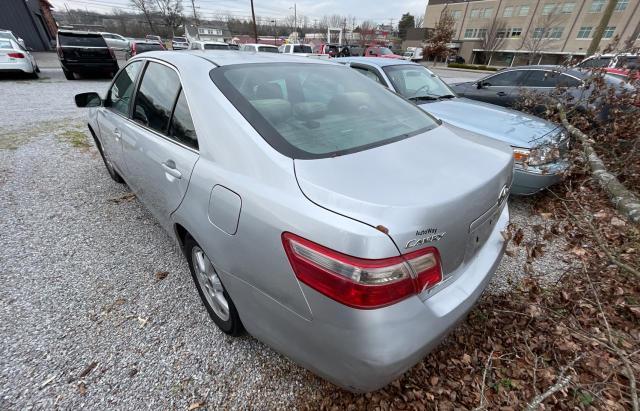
[0,38,39,78]
[336,57,569,195]
[75,51,513,392]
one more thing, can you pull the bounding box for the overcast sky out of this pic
[48,0,428,26]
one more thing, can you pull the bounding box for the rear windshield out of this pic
[135,42,164,52]
[204,44,229,50]
[211,63,439,159]
[579,57,611,68]
[173,37,186,42]
[383,65,455,100]
[58,33,107,47]
[293,45,312,53]
[258,46,278,53]
[0,39,13,49]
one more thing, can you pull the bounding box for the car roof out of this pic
[243,43,278,47]
[334,57,418,68]
[501,65,589,79]
[57,30,102,36]
[193,40,228,45]
[136,50,337,67]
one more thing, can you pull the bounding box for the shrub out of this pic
[446,63,498,71]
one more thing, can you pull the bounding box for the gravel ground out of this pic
[0,68,570,409]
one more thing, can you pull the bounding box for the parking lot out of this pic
[0,54,572,408]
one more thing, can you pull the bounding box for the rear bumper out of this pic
[511,160,569,195]
[60,60,119,73]
[222,205,509,392]
[0,60,34,74]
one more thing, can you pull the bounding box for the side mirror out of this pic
[477,81,487,89]
[75,92,102,108]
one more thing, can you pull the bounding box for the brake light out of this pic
[282,233,442,309]
[8,52,25,58]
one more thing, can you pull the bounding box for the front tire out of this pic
[184,235,243,336]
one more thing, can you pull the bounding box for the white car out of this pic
[188,41,229,51]
[240,43,279,53]
[100,32,129,51]
[172,36,189,50]
[0,38,38,78]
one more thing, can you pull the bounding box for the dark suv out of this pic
[56,30,119,80]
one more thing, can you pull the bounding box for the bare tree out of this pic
[424,10,455,65]
[155,0,183,36]
[130,0,157,32]
[414,14,424,29]
[481,18,507,66]
[357,20,377,47]
[587,0,618,56]
[522,11,565,64]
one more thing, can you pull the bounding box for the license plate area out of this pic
[465,204,503,260]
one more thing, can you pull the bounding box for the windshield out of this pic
[293,45,312,53]
[204,44,229,50]
[579,57,611,68]
[379,47,393,55]
[58,33,107,47]
[211,63,439,159]
[383,65,456,100]
[173,37,186,42]
[258,46,279,53]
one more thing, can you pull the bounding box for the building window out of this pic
[542,3,557,15]
[602,26,616,38]
[518,5,530,16]
[497,29,506,38]
[509,27,522,38]
[576,26,592,38]
[614,0,628,11]
[549,27,564,38]
[470,7,493,18]
[561,2,575,13]
[477,28,487,37]
[464,28,476,38]
[452,10,463,20]
[590,0,605,12]
[470,9,480,17]
[533,28,545,39]
[503,6,514,17]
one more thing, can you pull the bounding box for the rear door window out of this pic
[168,90,198,149]
[108,61,143,116]
[483,70,526,86]
[351,66,383,84]
[58,33,107,47]
[521,70,560,87]
[133,62,181,133]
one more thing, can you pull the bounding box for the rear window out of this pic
[0,39,13,49]
[211,63,438,159]
[205,44,229,50]
[58,33,107,47]
[135,42,164,52]
[173,37,186,42]
[258,46,278,53]
[293,45,312,53]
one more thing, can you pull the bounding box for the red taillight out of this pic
[8,52,25,58]
[131,43,136,55]
[282,233,442,309]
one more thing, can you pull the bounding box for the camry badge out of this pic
[405,231,447,249]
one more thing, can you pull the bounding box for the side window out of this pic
[483,70,525,86]
[352,66,382,84]
[558,74,581,87]
[133,62,181,133]
[522,70,559,87]
[107,61,143,116]
[284,45,291,53]
[168,90,198,149]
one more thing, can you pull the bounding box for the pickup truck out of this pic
[279,43,329,59]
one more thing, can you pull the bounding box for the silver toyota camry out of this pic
[75,51,513,392]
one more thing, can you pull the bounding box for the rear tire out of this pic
[184,235,244,336]
[63,68,74,80]
[89,129,124,183]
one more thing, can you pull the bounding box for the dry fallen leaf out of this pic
[188,400,206,410]
[78,382,87,396]
[155,271,169,281]
[610,216,626,227]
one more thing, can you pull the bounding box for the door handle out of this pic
[496,91,507,97]
[161,160,182,179]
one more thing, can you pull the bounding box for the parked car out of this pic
[336,57,569,195]
[364,46,403,59]
[56,30,119,80]
[279,43,314,56]
[447,55,465,64]
[189,41,230,51]
[126,40,165,59]
[228,43,239,50]
[74,50,513,393]
[604,67,640,81]
[450,65,634,113]
[577,53,638,70]
[100,32,129,50]
[145,34,164,46]
[171,36,189,50]
[239,43,279,53]
[0,29,26,49]
[403,47,423,62]
[0,37,39,78]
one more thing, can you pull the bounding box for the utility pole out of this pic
[586,0,618,56]
[250,0,258,42]
[190,0,198,26]
[294,3,297,41]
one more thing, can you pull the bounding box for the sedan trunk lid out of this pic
[294,124,513,276]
